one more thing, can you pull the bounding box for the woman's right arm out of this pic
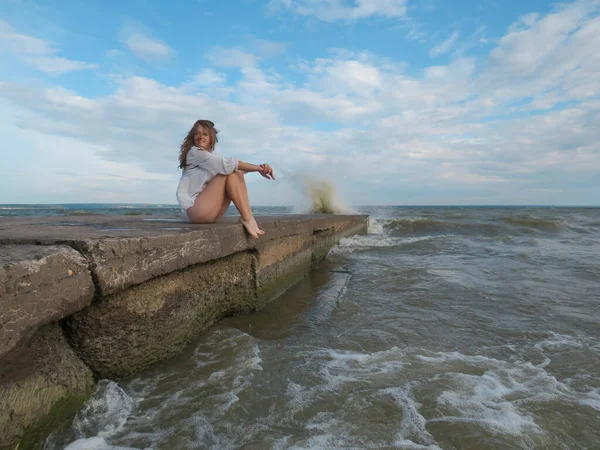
[238,161,275,180]
[190,150,274,179]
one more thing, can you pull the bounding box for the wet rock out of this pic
[0,245,94,358]
[0,324,94,450]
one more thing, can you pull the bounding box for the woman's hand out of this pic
[259,163,275,180]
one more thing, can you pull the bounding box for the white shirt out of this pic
[176,146,239,210]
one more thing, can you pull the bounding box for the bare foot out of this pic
[240,217,265,239]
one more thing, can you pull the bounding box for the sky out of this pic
[0,0,599,206]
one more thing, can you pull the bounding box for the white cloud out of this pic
[252,38,287,57]
[404,21,428,42]
[477,0,600,108]
[206,47,259,68]
[22,57,96,76]
[0,19,97,75]
[106,49,125,58]
[188,68,227,86]
[430,31,460,57]
[269,0,408,21]
[124,33,173,62]
[437,162,508,184]
[202,39,286,70]
[520,12,540,26]
[310,58,384,94]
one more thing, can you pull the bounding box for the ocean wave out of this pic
[367,217,385,235]
[499,216,562,230]
[0,206,67,210]
[383,218,506,236]
[69,210,103,216]
[374,215,569,237]
[329,235,443,255]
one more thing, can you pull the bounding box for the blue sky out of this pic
[1,0,599,206]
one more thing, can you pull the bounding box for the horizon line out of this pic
[1,203,599,208]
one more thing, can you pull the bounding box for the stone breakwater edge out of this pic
[0,214,368,450]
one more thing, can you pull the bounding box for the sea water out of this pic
[17,205,599,449]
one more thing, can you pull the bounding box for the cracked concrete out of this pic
[0,245,94,359]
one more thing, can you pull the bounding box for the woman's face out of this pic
[194,126,211,149]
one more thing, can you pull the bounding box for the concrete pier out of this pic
[0,214,368,449]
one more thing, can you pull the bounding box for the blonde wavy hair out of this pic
[178,119,219,169]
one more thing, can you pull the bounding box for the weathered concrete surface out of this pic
[65,251,257,379]
[58,215,367,379]
[0,324,94,450]
[255,234,313,309]
[0,214,367,297]
[0,245,95,358]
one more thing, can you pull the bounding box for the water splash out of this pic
[301,176,353,214]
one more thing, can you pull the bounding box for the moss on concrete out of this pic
[0,325,94,450]
[65,251,257,379]
[256,247,313,310]
[312,228,338,267]
[9,392,91,450]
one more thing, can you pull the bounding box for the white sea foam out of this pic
[306,271,351,323]
[579,387,600,411]
[62,437,145,450]
[325,346,406,373]
[413,349,600,438]
[394,440,443,449]
[282,433,347,450]
[367,217,385,235]
[328,215,449,256]
[73,381,135,438]
[397,216,428,222]
[534,332,584,351]
[46,381,138,450]
[54,328,263,450]
[415,351,504,367]
[383,384,441,448]
[430,370,543,436]
[329,235,440,255]
[285,346,407,423]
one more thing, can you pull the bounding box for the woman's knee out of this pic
[229,170,244,181]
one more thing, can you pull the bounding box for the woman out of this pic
[176,120,275,239]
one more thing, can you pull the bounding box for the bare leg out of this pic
[225,171,265,238]
[214,196,231,221]
[187,175,228,224]
[212,172,246,221]
[187,172,264,238]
